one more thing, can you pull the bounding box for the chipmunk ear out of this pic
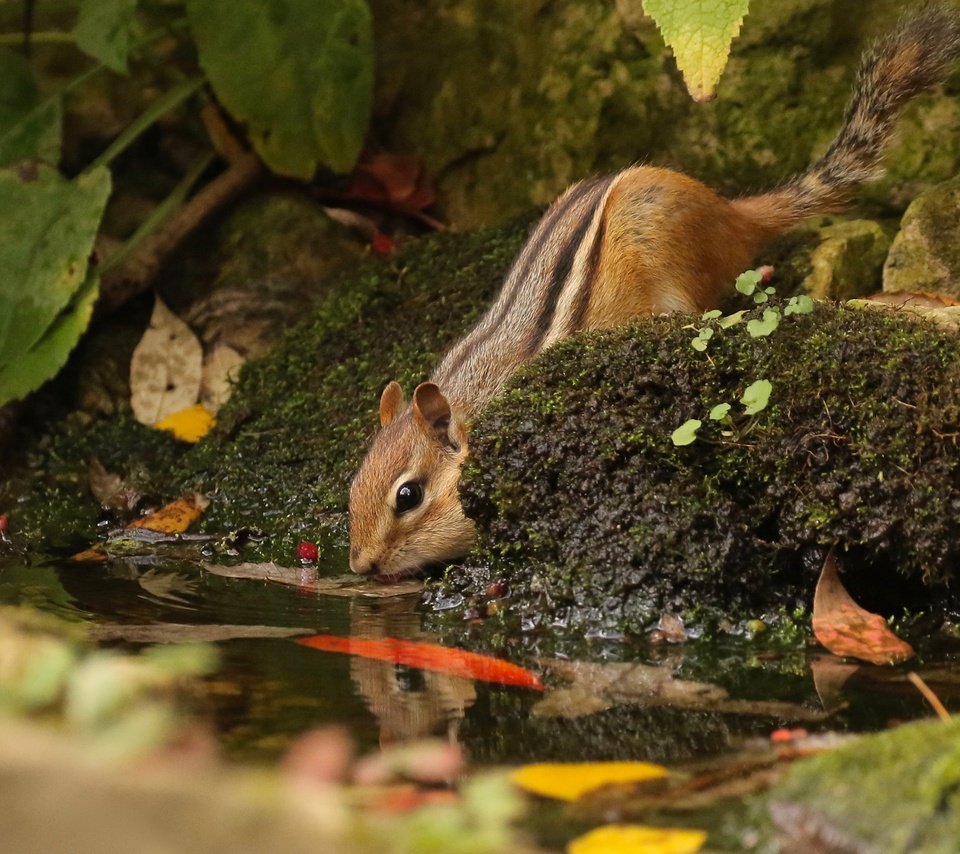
[379,381,405,427]
[412,382,460,451]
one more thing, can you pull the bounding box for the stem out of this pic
[84,76,205,175]
[100,151,215,276]
[0,31,74,46]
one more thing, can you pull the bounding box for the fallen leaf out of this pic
[130,296,203,426]
[510,762,669,801]
[87,458,142,511]
[567,824,706,854]
[810,654,859,713]
[200,344,244,413]
[351,152,436,211]
[71,546,108,563]
[296,635,544,691]
[154,403,215,443]
[129,495,208,534]
[812,549,915,666]
[866,290,960,308]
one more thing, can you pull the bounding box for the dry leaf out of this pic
[296,635,544,691]
[810,654,859,713]
[510,762,669,801]
[130,296,203,426]
[866,290,960,308]
[128,495,208,534]
[154,404,215,443]
[812,549,915,666]
[200,344,244,413]
[567,825,706,854]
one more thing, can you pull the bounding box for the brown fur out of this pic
[349,4,960,580]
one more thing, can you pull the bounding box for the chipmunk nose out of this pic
[350,553,379,576]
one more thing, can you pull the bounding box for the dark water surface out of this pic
[3,548,957,849]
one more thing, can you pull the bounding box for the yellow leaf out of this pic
[154,403,215,443]
[128,494,208,534]
[510,761,668,801]
[567,825,706,854]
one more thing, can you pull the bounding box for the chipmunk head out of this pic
[349,381,475,580]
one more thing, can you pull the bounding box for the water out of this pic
[2,548,957,849]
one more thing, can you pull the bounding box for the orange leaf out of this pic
[567,825,706,854]
[812,549,914,666]
[71,545,107,563]
[295,635,543,691]
[154,403,215,443]
[128,495,208,534]
[510,762,668,801]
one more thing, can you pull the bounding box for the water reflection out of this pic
[347,597,476,746]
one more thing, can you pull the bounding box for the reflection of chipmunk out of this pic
[349,7,960,580]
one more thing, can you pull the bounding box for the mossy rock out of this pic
[450,303,960,634]
[770,717,960,852]
[371,0,960,228]
[4,216,533,560]
[884,174,960,298]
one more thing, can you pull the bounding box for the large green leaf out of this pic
[642,0,750,101]
[0,48,62,166]
[0,273,100,405]
[0,165,110,374]
[186,0,373,177]
[73,0,141,74]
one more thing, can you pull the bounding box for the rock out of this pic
[770,717,960,853]
[371,0,959,228]
[451,302,960,634]
[803,220,891,300]
[884,175,960,299]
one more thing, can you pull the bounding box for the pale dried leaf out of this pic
[130,296,203,425]
[200,344,244,413]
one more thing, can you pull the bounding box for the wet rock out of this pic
[770,717,960,853]
[803,220,892,300]
[371,0,959,228]
[884,174,960,299]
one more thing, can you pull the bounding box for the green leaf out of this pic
[671,418,702,446]
[73,0,141,74]
[0,165,111,403]
[698,327,714,341]
[691,337,708,351]
[785,294,815,316]
[701,308,722,321]
[187,0,373,177]
[747,308,780,338]
[0,48,62,166]
[0,272,100,405]
[753,291,768,304]
[735,269,762,296]
[642,0,751,101]
[741,379,772,415]
[718,310,746,328]
[708,402,731,420]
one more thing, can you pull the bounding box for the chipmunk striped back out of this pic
[349,4,960,581]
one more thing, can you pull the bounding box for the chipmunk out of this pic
[349,6,960,581]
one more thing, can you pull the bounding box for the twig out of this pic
[98,105,262,314]
[907,671,951,722]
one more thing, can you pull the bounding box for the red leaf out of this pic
[812,550,915,666]
[296,635,544,690]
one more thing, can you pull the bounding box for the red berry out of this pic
[371,232,394,257]
[0,514,8,534]
[297,541,319,562]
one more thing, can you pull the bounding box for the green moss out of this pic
[453,302,960,634]
[4,218,532,561]
[770,717,960,852]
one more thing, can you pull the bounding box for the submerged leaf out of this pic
[510,762,668,801]
[567,824,706,854]
[296,635,544,690]
[812,550,915,666]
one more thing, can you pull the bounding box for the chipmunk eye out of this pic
[395,481,423,514]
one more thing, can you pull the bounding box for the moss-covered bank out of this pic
[449,302,960,633]
[3,218,531,559]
